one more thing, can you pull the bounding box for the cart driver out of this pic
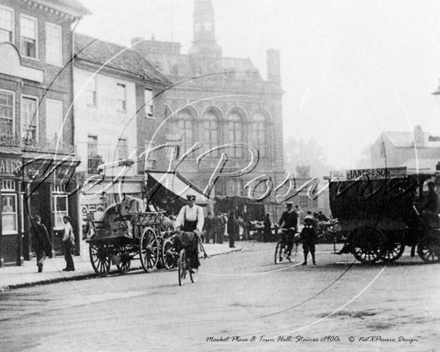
[175,194,205,269]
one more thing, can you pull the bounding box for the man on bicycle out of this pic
[175,194,205,271]
[277,202,298,261]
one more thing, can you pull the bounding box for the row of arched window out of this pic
[164,106,272,159]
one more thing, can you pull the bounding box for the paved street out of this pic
[0,242,439,352]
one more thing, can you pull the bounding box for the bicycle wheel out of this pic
[161,237,177,270]
[178,249,187,286]
[274,241,283,264]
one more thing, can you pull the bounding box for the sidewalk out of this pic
[0,241,242,291]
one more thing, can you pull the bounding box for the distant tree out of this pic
[284,136,334,179]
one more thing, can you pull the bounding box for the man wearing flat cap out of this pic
[277,202,298,261]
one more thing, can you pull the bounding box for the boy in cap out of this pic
[300,215,318,265]
[277,202,298,261]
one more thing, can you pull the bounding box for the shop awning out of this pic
[146,171,211,205]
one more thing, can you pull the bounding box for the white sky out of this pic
[76,0,440,169]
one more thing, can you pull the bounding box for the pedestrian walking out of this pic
[30,215,51,273]
[227,211,238,248]
[62,216,75,271]
[300,215,318,265]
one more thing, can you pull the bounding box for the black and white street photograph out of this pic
[0,0,439,351]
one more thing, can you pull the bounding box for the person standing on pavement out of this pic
[203,213,213,243]
[30,215,51,273]
[277,202,298,261]
[62,216,75,272]
[300,215,318,265]
[263,213,272,242]
[175,195,205,270]
[227,211,238,248]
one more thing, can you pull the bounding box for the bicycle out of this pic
[274,227,299,264]
[174,231,202,286]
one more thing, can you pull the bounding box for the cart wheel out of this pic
[162,238,177,270]
[418,232,440,263]
[178,249,187,286]
[351,226,385,264]
[274,241,283,264]
[116,244,131,274]
[140,228,159,273]
[380,238,405,262]
[89,241,111,277]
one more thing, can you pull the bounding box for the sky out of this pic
[76,0,440,170]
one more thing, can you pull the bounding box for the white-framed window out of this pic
[228,112,243,158]
[299,195,308,208]
[21,95,38,141]
[144,89,153,118]
[53,194,68,230]
[20,15,38,59]
[2,193,18,234]
[0,5,14,43]
[116,83,126,112]
[145,140,156,170]
[87,76,97,106]
[46,99,62,142]
[45,22,62,66]
[117,138,128,160]
[87,135,100,174]
[0,89,14,135]
[202,110,219,157]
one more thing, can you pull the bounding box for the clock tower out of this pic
[189,0,222,74]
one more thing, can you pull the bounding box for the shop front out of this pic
[0,149,24,266]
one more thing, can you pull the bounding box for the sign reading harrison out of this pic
[330,167,407,181]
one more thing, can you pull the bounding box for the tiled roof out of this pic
[383,131,440,148]
[32,0,92,17]
[74,34,172,86]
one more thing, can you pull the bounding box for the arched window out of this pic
[227,111,244,158]
[167,108,194,155]
[252,111,268,158]
[202,110,219,157]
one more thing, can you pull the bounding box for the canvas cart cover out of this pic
[328,167,418,231]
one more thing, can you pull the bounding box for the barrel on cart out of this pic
[86,197,162,276]
[328,167,440,264]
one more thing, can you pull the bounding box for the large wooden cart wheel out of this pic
[351,226,385,264]
[89,241,111,277]
[140,227,159,272]
[417,232,440,263]
[161,237,177,270]
[116,243,131,274]
[380,236,405,262]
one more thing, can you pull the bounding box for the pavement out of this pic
[0,240,242,291]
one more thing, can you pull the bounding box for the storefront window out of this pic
[2,194,17,234]
[53,195,68,229]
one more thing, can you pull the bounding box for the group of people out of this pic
[202,212,240,249]
[30,215,75,273]
[276,202,321,266]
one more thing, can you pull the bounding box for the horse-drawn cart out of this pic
[86,198,161,276]
[329,167,440,264]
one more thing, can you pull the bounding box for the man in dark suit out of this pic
[30,215,51,273]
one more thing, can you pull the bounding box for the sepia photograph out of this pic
[0,0,439,351]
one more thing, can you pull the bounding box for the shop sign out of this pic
[0,158,22,175]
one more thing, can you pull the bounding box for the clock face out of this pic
[203,22,213,32]
[194,22,201,32]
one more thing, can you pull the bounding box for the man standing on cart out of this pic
[175,194,205,271]
[277,202,298,261]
